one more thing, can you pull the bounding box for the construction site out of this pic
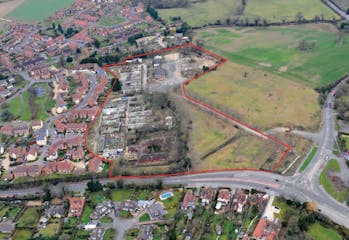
[88,46,219,176]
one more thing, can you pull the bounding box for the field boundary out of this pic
[83,43,292,179]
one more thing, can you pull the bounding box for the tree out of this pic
[296,12,304,23]
[112,79,122,92]
[93,38,101,49]
[43,184,52,201]
[87,180,103,192]
[347,8,349,14]
[1,110,13,121]
[66,57,73,63]
[116,179,124,189]
[57,23,63,34]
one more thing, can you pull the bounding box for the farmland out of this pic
[157,0,242,27]
[186,61,320,130]
[243,0,340,23]
[195,25,349,87]
[6,0,75,22]
[0,0,24,18]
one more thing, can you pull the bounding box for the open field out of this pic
[243,0,340,23]
[158,0,241,27]
[1,83,55,121]
[319,159,349,202]
[0,0,24,17]
[186,61,320,130]
[195,24,349,87]
[6,0,74,22]
[194,132,284,171]
[308,222,342,240]
[182,100,239,160]
[332,0,349,11]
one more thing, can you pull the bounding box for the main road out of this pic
[0,78,348,229]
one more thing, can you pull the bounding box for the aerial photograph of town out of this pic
[0,0,349,239]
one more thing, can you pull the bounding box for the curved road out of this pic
[0,78,348,228]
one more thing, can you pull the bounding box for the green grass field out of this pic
[195,25,349,87]
[160,190,182,219]
[183,101,239,160]
[307,222,342,240]
[13,229,33,240]
[81,205,93,224]
[300,146,318,172]
[158,0,241,27]
[319,159,349,202]
[187,61,320,130]
[6,0,75,22]
[1,83,54,121]
[243,0,339,23]
[104,228,116,240]
[36,220,59,238]
[17,207,41,228]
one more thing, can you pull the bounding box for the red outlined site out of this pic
[83,43,292,179]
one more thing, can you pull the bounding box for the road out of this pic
[323,0,349,20]
[0,75,348,229]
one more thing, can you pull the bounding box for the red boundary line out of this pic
[83,43,292,179]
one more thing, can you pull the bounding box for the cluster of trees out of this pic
[334,80,349,121]
[146,5,159,20]
[86,180,103,192]
[80,54,120,66]
[128,32,144,45]
[112,78,122,92]
[150,0,188,9]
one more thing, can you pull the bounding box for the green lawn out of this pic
[139,213,150,222]
[319,159,349,202]
[89,192,106,205]
[158,0,241,27]
[100,215,113,223]
[7,206,21,219]
[0,204,10,219]
[300,146,318,172]
[243,0,340,23]
[160,190,182,219]
[195,25,349,87]
[6,0,75,22]
[13,229,33,240]
[119,210,132,218]
[111,189,133,202]
[76,230,90,240]
[272,197,290,221]
[17,207,41,228]
[104,228,116,240]
[98,15,125,26]
[110,189,151,202]
[307,222,342,240]
[2,83,54,121]
[81,205,93,224]
[36,221,59,238]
